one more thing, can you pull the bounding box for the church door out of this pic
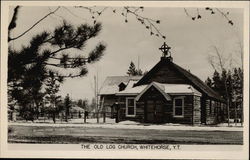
[145,99,164,123]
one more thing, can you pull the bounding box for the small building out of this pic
[99,76,142,118]
[99,43,226,125]
[69,106,85,118]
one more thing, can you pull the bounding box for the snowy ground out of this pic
[8,124,243,144]
[9,119,243,132]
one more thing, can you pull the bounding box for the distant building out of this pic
[69,106,85,118]
[99,43,226,125]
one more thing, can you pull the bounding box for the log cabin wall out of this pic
[205,98,225,124]
[200,96,207,124]
[117,94,198,124]
[137,63,189,85]
[168,95,194,124]
[117,96,145,122]
[101,95,117,118]
[193,95,201,124]
[101,92,222,125]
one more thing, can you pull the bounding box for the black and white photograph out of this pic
[0,1,249,159]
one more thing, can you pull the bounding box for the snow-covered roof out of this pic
[99,76,142,95]
[124,79,139,90]
[70,106,85,112]
[116,81,201,98]
[116,85,147,95]
[135,58,222,101]
[153,82,202,96]
[135,82,171,101]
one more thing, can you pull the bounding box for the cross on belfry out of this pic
[159,42,171,57]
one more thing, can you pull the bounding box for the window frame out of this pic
[173,96,185,118]
[126,97,136,117]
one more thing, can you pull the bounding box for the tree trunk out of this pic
[234,101,237,126]
[10,112,13,121]
[97,111,99,123]
[227,99,230,126]
[84,112,87,123]
[240,102,243,126]
[53,112,56,123]
[224,80,230,126]
[65,109,69,122]
[36,104,39,120]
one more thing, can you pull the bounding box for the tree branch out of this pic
[8,6,21,34]
[8,7,61,42]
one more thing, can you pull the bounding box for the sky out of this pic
[8,5,243,101]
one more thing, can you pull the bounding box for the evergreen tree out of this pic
[64,94,71,122]
[208,68,243,123]
[220,69,228,100]
[136,69,143,76]
[8,62,45,120]
[232,68,243,122]
[226,70,233,108]
[205,77,213,88]
[212,70,222,94]
[44,71,62,123]
[8,21,106,113]
[77,99,88,110]
[127,61,137,76]
[127,61,144,76]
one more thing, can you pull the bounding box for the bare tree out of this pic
[184,7,234,25]
[208,46,230,126]
[9,6,234,43]
[208,45,243,126]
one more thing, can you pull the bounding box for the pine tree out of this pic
[208,68,243,124]
[127,61,144,76]
[205,77,213,88]
[212,70,222,94]
[64,94,71,122]
[8,60,45,120]
[44,71,62,123]
[136,69,143,76]
[127,61,137,76]
[220,69,228,100]
[8,21,106,114]
[226,70,233,114]
[232,68,243,123]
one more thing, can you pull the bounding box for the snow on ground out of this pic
[118,120,140,125]
[8,119,243,132]
[18,118,116,124]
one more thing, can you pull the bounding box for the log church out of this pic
[99,43,226,125]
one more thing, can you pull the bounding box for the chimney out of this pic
[118,82,126,91]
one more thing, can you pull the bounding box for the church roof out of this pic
[116,82,201,97]
[172,63,223,100]
[99,76,142,95]
[134,57,223,101]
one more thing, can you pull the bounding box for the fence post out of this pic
[115,105,120,123]
[103,112,106,123]
[84,111,87,123]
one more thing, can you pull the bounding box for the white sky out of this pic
[8,5,243,101]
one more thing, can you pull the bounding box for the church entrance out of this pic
[135,84,170,124]
[145,99,164,123]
